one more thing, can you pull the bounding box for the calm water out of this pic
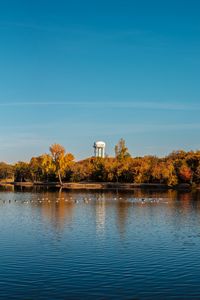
[1,186,200,299]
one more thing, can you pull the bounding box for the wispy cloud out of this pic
[0,101,199,111]
[80,122,200,136]
[105,122,200,135]
[1,120,200,133]
[0,133,48,149]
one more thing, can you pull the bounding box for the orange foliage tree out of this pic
[49,144,74,185]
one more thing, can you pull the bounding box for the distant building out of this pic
[93,141,106,158]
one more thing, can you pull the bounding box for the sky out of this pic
[0,0,200,162]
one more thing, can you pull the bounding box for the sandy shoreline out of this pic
[0,182,193,190]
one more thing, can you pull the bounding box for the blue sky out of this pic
[0,0,200,162]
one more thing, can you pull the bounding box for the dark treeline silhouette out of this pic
[1,139,200,187]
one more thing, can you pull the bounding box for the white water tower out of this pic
[93,141,106,158]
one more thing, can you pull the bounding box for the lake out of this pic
[0,186,200,299]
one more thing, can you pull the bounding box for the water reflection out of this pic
[1,187,200,298]
[39,192,75,232]
[1,186,200,236]
[95,194,106,236]
[115,199,130,237]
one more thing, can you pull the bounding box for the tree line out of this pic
[1,139,200,187]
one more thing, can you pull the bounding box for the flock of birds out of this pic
[0,196,167,205]
[0,196,89,205]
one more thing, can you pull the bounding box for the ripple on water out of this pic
[0,189,200,299]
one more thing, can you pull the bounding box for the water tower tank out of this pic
[93,141,106,158]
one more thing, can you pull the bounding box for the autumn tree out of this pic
[69,158,94,182]
[115,138,131,160]
[40,154,55,181]
[178,163,192,183]
[195,163,200,183]
[8,144,200,187]
[29,157,43,182]
[29,155,55,182]
[151,160,178,186]
[0,162,14,181]
[133,156,154,183]
[14,162,31,182]
[49,144,74,185]
[103,158,117,182]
